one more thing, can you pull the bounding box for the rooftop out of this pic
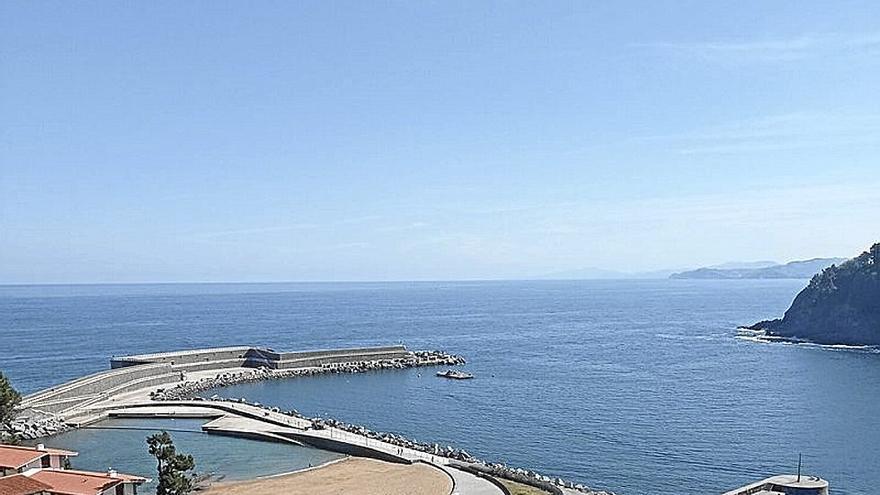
[0,445,78,470]
[27,469,147,495]
[723,474,829,495]
[0,474,53,495]
[765,474,829,489]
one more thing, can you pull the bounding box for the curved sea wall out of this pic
[20,362,179,415]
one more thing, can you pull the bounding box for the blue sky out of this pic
[1,1,879,282]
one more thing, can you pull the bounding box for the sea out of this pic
[2,280,878,495]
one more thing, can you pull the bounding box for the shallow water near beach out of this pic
[3,280,880,495]
[30,418,343,494]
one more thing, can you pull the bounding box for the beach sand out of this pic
[201,457,453,495]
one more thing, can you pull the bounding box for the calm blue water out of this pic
[2,281,878,495]
[27,418,343,494]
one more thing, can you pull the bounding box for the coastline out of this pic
[735,327,880,353]
[248,455,351,480]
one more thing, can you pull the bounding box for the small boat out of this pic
[436,369,474,380]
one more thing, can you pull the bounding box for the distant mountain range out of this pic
[669,258,846,280]
[705,261,778,270]
[538,257,845,281]
[537,267,679,280]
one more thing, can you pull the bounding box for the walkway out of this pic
[442,466,505,495]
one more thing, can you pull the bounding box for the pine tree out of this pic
[146,431,195,495]
[0,372,22,443]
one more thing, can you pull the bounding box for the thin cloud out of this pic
[330,241,371,250]
[636,112,880,155]
[194,214,385,241]
[197,224,317,240]
[376,221,430,233]
[636,32,880,63]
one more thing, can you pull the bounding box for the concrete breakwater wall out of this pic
[20,362,179,415]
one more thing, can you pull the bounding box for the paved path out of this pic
[442,466,504,495]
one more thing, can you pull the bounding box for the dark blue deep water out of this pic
[2,281,878,495]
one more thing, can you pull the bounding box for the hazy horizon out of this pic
[0,253,857,286]
[2,2,879,284]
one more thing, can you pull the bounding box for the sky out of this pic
[1,1,879,283]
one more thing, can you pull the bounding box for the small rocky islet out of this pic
[744,242,880,346]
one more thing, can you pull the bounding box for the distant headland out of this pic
[670,258,845,280]
[743,243,880,346]
[538,258,846,281]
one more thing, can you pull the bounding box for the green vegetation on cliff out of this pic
[748,243,880,346]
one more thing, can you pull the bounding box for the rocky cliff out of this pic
[746,243,880,346]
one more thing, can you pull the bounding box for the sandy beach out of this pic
[201,457,453,495]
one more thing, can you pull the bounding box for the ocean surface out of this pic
[2,280,879,495]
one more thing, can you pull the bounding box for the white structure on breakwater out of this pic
[722,474,829,495]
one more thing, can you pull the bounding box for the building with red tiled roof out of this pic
[0,473,53,495]
[26,468,148,495]
[0,444,78,477]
